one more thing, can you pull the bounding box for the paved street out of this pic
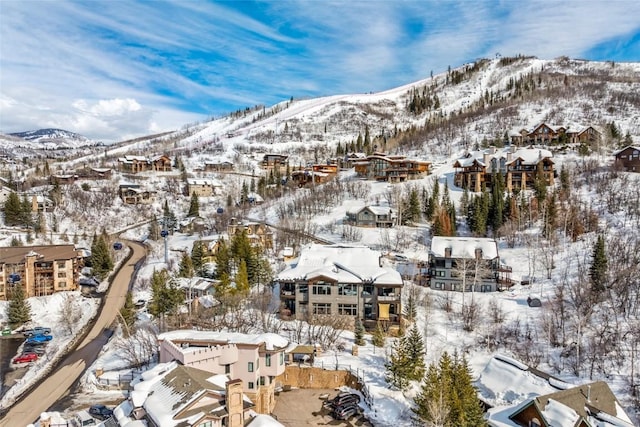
[0,241,146,427]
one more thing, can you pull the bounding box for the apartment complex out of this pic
[158,330,291,414]
[354,152,430,182]
[453,146,554,193]
[508,122,601,146]
[118,154,172,173]
[276,244,404,328]
[428,236,512,292]
[0,245,82,300]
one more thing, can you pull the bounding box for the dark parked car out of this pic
[333,403,359,420]
[26,334,53,344]
[13,352,38,364]
[89,404,113,420]
[22,344,46,355]
[331,392,360,406]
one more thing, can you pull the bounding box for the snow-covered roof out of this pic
[276,244,403,285]
[247,413,285,427]
[158,330,290,351]
[455,146,553,168]
[475,354,558,406]
[430,236,499,260]
[174,277,217,292]
[187,178,213,186]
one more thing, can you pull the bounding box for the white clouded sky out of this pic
[1,0,639,142]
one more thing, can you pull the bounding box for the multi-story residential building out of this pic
[276,244,404,328]
[204,160,234,171]
[509,122,601,146]
[227,218,274,250]
[428,236,512,292]
[344,205,396,228]
[118,154,172,173]
[0,245,82,300]
[117,361,280,427]
[260,154,289,173]
[118,184,156,204]
[187,178,220,197]
[453,146,554,193]
[614,145,640,172]
[354,152,430,182]
[158,330,292,414]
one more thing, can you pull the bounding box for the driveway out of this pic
[272,388,372,427]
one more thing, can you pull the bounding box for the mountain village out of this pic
[0,56,639,427]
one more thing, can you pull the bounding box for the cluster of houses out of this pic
[508,123,601,146]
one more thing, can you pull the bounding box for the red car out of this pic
[13,352,38,364]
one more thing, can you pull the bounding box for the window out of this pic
[338,284,357,296]
[57,272,66,278]
[199,422,212,427]
[312,283,331,295]
[298,284,308,294]
[248,362,254,372]
[338,304,357,316]
[248,382,254,389]
[434,282,444,289]
[363,284,374,295]
[57,261,66,268]
[265,353,271,366]
[225,364,230,374]
[58,281,67,288]
[280,352,284,365]
[434,270,446,277]
[312,303,331,315]
[364,303,373,319]
[259,376,265,386]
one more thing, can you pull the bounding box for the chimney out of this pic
[475,248,483,259]
[586,384,591,402]
[483,152,490,166]
[445,247,452,258]
[226,379,244,427]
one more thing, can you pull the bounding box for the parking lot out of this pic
[272,388,372,426]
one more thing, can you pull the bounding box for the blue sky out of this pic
[1,0,639,142]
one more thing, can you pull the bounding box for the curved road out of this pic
[0,240,147,427]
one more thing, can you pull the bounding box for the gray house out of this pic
[276,244,403,328]
[344,206,396,228]
[428,236,513,292]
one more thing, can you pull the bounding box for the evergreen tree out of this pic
[413,351,486,426]
[148,270,183,331]
[241,181,249,204]
[190,242,205,275]
[354,318,365,346]
[403,189,422,225]
[178,252,194,278]
[3,192,22,226]
[10,236,23,246]
[119,291,136,337]
[234,259,250,296]
[148,215,161,241]
[7,284,31,327]
[403,292,418,323]
[489,173,505,233]
[403,324,426,381]
[386,337,411,390]
[214,238,232,279]
[162,200,177,231]
[20,195,33,228]
[187,192,200,217]
[372,321,385,347]
[90,233,113,280]
[589,235,608,296]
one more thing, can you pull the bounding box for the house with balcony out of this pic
[118,184,156,205]
[354,152,430,182]
[0,245,82,300]
[428,236,512,292]
[116,361,281,427]
[614,145,640,172]
[118,154,172,173]
[204,160,234,172]
[453,146,554,193]
[158,330,292,415]
[344,205,396,228]
[275,244,404,328]
[509,122,601,146]
[227,218,274,250]
[260,153,289,173]
[187,178,221,197]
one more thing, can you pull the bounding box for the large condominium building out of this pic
[275,244,404,328]
[0,245,82,300]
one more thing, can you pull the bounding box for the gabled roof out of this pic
[613,145,640,156]
[158,330,290,351]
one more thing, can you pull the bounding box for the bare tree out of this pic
[58,294,83,336]
[114,326,158,369]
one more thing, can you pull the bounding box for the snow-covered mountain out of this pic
[7,128,98,149]
[163,56,639,165]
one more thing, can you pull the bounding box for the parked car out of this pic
[331,392,360,406]
[22,326,51,337]
[25,334,53,344]
[333,404,359,420]
[13,352,38,364]
[22,344,45,355]
[89,404,113,420]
